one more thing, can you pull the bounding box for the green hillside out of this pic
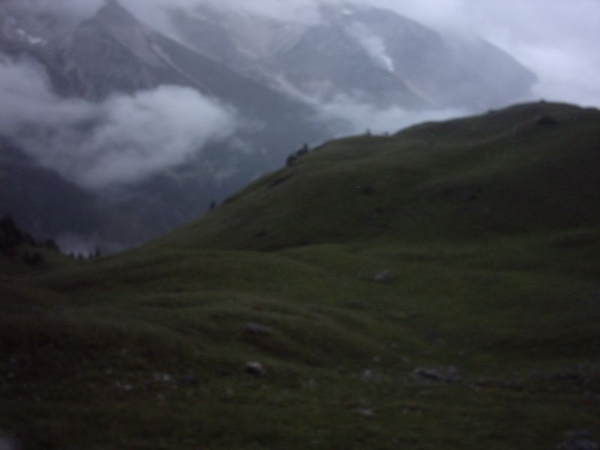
[154,101,600,251]
[1,102,599,449]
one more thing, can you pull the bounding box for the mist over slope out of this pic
[0,0,537,251]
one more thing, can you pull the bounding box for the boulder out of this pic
[244,362,266,377]
[243,323,269,336]
[373,270,392,283]
[413,366,461,383]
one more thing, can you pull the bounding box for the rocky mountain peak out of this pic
[93,0,139,28]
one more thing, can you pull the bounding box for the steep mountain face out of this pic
[0,138,101,241]
[0,0,331,251]
[173,2,536,109]
[0,0,537,251]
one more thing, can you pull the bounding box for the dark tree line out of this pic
[0,214,58,265]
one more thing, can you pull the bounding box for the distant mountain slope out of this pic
[155,102,600,251]
[0,139,101,241]
[174,2,536,109]
[0,0,332,250]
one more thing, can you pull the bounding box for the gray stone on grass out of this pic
[244,362,266,377]
[243,323,269,336]
[414,366,461,383]
[372,270,392,283]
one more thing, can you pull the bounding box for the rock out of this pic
[355,408,376,418]
[414,366,461,383]
[115,381,133,392]
[243,323,269,336]
[373,270,392,283]
[244,362,266,377]
[414,367,443,381]
[557,439,599,450]
[154,373,173,383]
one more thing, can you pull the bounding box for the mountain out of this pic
[173,2,536,109]
[0,0,332,250]
[0,138,101,242]
[1,102,598,449]
[0,0,536,251]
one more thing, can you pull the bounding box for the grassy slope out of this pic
[151,102,600,251]
[1,102,599,449]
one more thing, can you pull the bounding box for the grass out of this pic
[1,102,599,449]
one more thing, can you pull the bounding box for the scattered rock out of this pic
[557,439,599,450]
[361,369,383,383]
[414,366,461,383]
[355,408,376,418]
[115,381,133,392]
[153,373,173,383]
[372,270,392,283]
[244,362,266,377]
[243,323,269,336]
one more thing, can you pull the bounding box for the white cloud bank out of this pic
[0,55,237,189]
[318,95,467,136]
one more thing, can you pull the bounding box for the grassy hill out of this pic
[1,102,599,449]
[154,101,600,251]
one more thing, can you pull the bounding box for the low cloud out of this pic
[318,95,467,136]
[374,0,600,107]
[0,55,237,189]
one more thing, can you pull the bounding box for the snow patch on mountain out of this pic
[347,23,395,72]
[15,28,46,46]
